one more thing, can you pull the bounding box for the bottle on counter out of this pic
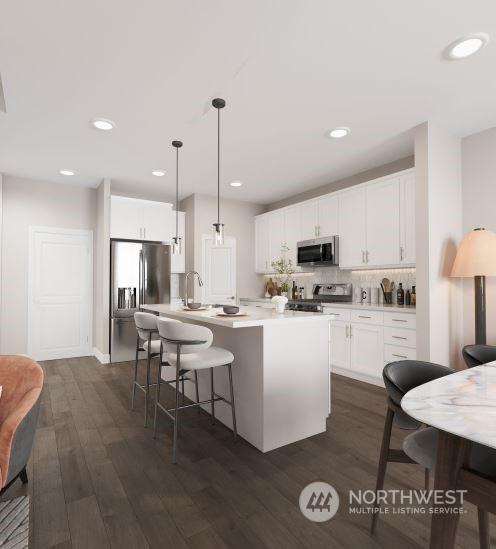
[299,287,305,299]
[292,281,298,300]
[411,286,416,307]
[405,289,411,306]
[397,283,405,306]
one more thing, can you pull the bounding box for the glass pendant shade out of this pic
[212,223,225,246]
[172,236,182,255]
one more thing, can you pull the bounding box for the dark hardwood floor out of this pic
[5,356,492,548]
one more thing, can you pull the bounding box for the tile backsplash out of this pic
[289,267,416,304]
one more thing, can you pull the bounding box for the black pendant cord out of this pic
[217,106,220,226]
[175,145,179,238]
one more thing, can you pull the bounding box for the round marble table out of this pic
[402,363,496,549]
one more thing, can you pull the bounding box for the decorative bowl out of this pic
[223,305,240,315]
[187,302,202,310]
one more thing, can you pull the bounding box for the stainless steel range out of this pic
[287,283,352,312]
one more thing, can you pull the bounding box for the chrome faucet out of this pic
[185,271,204,306]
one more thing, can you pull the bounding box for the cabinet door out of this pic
[350,323,383,378]
[400,173,415,264]
[284,205,301,268]
[300,201,319,240]
[268,211,286,266]
[317,195,339,237]
[338,188,366,268]
[143,201,172,242]
[366,178,400,267]
[255,215,270,273]
[329,320,350,369]
[171,211,186,273]
[110,196,143,240]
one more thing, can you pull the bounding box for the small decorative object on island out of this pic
[271,244,295,296]
[272,295,288,314]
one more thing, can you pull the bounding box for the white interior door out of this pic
[202,235,236,305]
[28,227,93,360]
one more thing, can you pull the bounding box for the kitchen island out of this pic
[142,304,333,452]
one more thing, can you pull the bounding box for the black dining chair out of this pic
[463,344,496,368]
[371,359,454,534]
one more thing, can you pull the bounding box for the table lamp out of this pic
[450,228,496,344]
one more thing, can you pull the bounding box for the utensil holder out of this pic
[384,291,393,304]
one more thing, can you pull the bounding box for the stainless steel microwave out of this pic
[297,236,339,267]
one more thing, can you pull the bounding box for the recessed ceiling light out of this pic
[445,33,489,60]
[91,118,115,131]
[59,169,75,176]
[152,170,166,177]
[230,180,243,187]
[328,127,351,139]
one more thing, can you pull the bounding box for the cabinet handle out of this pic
[345,325,349,338]
[392,318,407,323]
[392,336,408,340]
[362,251,365,263]
[392,353,408,359]
[400,246,404,261]
[358,315,371,319]
[349,325,352,337]
[366,250,369,263]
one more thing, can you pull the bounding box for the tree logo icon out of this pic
[299,482,339,522]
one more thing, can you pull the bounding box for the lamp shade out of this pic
[450,228,496,277]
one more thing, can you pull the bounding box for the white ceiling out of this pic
[0,1,495,205]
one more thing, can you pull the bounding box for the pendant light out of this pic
[171,140,183,255]
[212,98,226,246]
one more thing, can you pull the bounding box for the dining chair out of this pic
[371,359,454,534]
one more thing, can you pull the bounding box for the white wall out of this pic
[415,122,463,368]
[1,176,97,354]
[180,194,265,301]
[461,126,496,345]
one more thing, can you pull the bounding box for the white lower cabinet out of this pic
[326,307,416,386]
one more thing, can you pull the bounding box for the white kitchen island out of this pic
[141,304,333,452]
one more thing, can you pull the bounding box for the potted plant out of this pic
[271,244,295,297]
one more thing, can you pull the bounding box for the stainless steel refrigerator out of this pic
[110,240,171,362]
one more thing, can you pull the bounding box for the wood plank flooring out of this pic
[4,356,493,548]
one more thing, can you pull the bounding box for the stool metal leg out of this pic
[153,357,162,439]
[131,334,140,410]
[210,368,215,425]
[144,334,152,427]
[181,377,185,404]
[172,344,181,464]
[194,371,200,414]
[227,364,237,440]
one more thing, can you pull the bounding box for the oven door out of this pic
[297,243,322,265]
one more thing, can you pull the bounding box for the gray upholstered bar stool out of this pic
[154,318,237,463]
[132,312,187,427]
[463,344,496,368]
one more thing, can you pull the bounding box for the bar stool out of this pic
[462,344,496,368]
[153,318,237,463]
[132,312,186,427]
[371,359,454,534]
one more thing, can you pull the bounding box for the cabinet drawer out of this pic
[323,308,351,322]
[384,327,416,348]
[384,344,416,363]
[383,311,416,329]
[350,310,383,325]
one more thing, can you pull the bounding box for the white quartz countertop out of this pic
[239,298,416,314]
[141,304,333,328]
[401,363,496,449]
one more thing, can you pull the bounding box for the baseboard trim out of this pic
[332,366,384,387]
[93,347,110,364]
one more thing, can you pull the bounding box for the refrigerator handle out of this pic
[139,249,143,308]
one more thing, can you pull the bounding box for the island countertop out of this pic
[141,303,333,328]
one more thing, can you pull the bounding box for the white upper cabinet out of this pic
[317,195,339,237]
[300,201,320,240]
[110,196,173,242]
[365,178,400,267]
[170,210,186,273]
[268,210,286,266]
[339,187,367,268]
[284,205,302,267]
[255,215,270,273]
[399,173,416,265]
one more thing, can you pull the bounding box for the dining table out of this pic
[402,362,496,549]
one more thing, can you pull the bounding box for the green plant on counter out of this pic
[271,243,295,293]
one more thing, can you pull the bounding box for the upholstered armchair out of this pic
[0,356,43,493]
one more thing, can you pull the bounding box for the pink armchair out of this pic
[0,356,43,492]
